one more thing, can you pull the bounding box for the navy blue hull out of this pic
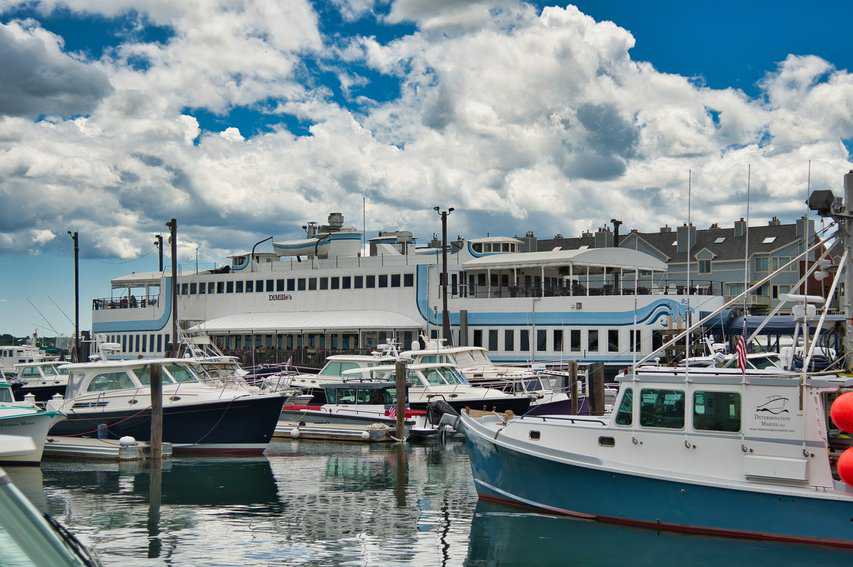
[50,395,284,455]
[463,418,853,548]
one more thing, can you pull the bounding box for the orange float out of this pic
[830,391,853,433]
[838,447,853,486]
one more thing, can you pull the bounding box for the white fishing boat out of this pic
[0,343,49,375]
[47,359,284,456]
[0,379,65,465]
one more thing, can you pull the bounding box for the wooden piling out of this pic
[590,364,605,416]
[568,360,578,415]
[394,359,407,442]
[150,363,163,462]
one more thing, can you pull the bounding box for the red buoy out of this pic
[830,392,853,433]
[838,447,853,486]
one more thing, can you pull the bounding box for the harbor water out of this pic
[4,440,852,566]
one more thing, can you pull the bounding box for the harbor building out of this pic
[519,216,819,314]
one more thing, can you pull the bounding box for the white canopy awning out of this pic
[189,310,424,334]
[463,247,666,272]
[111,271,165,286]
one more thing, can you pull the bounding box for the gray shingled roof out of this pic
[533,223,806,263]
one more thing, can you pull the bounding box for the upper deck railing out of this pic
[455,279,721,299]
[93,294,160,311]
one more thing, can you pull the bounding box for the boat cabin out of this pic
[92,272,163,311]
[346,363,470,388]
[302,381,398,406]
[61,359,202,400]
[14,362,68,384]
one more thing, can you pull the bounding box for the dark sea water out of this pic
[4,440,853,566]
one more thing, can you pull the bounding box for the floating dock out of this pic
[43,436,173,461]
[273,421,400,443]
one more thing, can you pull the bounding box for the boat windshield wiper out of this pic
[42,512,102,567]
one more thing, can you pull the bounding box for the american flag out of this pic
[735,335,747,374]
[387,405,397,417]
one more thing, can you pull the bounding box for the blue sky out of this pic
[0,0,851,336]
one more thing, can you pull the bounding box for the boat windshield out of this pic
[164,363,200,383]
[42,364,64,376]
[422,368,446,385]
[0,387,12,403]
[132,366,176,385]
[439,367,468,385]
[524,378,543,391]
[419,354,446,364]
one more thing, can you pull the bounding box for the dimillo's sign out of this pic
[268,293,293,301]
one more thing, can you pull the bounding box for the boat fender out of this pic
[360,431,370,440]
[830,392,853,433]
[290,428,300,439]
[838,448,853,486]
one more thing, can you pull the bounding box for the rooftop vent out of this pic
[769,216,781,226]
[660,225,672,233]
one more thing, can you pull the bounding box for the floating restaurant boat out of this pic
[13,361,69,402]
[0,379,65,465]
[47,359,284,456]
[91,212,724,371]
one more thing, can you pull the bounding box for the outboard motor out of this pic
[427,399,458,426]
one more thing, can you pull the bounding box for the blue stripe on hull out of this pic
[463,424,853,547]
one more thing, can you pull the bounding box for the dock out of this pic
[273,421,400,443]
[43,436,173,461]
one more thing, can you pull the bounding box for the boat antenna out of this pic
[632,229,639,370]
[802,161,811,357]
[362,194,367,256]
[685,169,692,372]
[742,164,751,344]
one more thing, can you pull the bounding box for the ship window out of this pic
[331,277,340,290]
[615,388,633,425]
[199,282,206,294]
[189,282,197,295]
[588,330,599,352]
[366,275,376,288]
[246,280,254,292]
[236,280,244,293]
[473,243,482,252]
[537,329,547,352]
[520,330,530,352]
[181,283,189,295]
[226,281,234,293]
[266,279,274,291]
[607,329,619,352]
[504,330,515,351]
[320,362,342,376]
[404,273,414,287]
[693,392,740,432]
[570,330,581,352]
[473,330,483,347]
[320,277,329,290]
[342,276,351,289]
[256,280,264,292]
[640,389,685,429]
[149,335,155,352]
[630,330,641,353]
[208,282,215,294]
[309,278,317,290]
[391,274,401,287]
[122,335,127,352]
[276,279,284,292]
[298,278,306,291]
[287,279,295,291]
[553,330,563,352]
[216,281,224,294]
[378,274,388,287]
[132,366,175,386]
[164,364,199,383]
[88,371,135,392]
[354,275,364,289]
[156,335,162,353]
[488,330,498,351]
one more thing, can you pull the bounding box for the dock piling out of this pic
[150,363,163,462]
[568,361,578,415]
[395,359,408,441]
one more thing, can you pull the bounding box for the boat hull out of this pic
[280,406,412,427]
[461,414,853,548]
[0,411,64,465]
[50,395,284,456]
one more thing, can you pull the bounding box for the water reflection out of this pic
[466,501,853,567]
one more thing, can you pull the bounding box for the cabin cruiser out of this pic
[47,359,284,455]
[347,362,532,414]
[13,362,69,402]
[280,381,437,438]
[0,378,65,464]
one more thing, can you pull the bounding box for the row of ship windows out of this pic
[105,334,170,354]
[177,273,416,296]
[471,328,645,353]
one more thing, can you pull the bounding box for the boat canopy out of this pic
[463,247,667,272]
[110,271,164,287]
[190,310,424,334]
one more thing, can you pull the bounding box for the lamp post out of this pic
[154,235,164,272]
[611,218,622,292]
[166,219,178,357]
[434,207,454,344]
[67,231,79,362]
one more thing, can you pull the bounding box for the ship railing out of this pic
[458,279,719,299]
[92,295,160,311]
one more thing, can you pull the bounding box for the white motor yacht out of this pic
[13,361,70,402]
[0,378,65,465]
[47,359,284,456]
